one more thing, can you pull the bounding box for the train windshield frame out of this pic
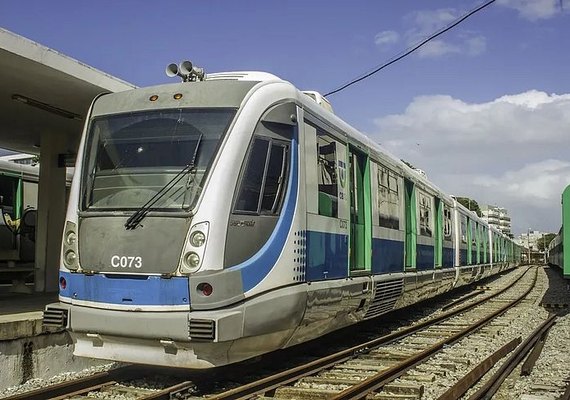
[80,108,236,212]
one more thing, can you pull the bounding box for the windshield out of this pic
[81,108,235,211]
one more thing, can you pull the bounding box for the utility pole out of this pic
[543,233,546,264]
[527,228,531,265]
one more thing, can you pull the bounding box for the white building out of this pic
[515,230,550,251]
[481,205,512,237]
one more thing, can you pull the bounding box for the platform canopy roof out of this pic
[0,28,136,155]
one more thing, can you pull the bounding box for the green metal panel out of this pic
[434,198,443,267]
[562,186,570,277]
[363,157,372,270]
[475,224,481,264]
[348,148,371,273]
[467,219,472,265]
[481,227,489,264]
[15,178,22,219]
[405,180,417,269]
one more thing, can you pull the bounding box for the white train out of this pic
[44,62,521,368]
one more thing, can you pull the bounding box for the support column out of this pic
[35,134,67,292]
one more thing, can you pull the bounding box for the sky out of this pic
[1,0,569,235]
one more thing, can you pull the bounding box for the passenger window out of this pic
[418,191,433,237]
[461,216,467,243]
[317,131,338,217]
[378,164,400,229]
[443,206,452,240]
[234,138,289,215]
[0,175,17,218]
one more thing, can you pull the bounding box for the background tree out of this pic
[456,197,482,217]
[537,233,557,252]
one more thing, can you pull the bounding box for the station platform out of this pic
[0,292,57,341]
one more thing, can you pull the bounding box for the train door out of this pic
[303,118,350,281]
[348,146,371,274]
[434,198,443,268]
[404,179,416,270]
[443,203,454,267]
[482,226,488,264]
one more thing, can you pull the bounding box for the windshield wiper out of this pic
[124,134,203,230]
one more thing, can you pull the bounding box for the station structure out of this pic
[0,28,135,294]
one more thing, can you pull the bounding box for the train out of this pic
[547,185,570,278]
[0,156,74,293]
[43,62,522,368]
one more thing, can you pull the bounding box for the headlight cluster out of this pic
[62,221,80,270]
[181,222,209,274]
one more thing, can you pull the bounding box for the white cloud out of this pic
[374,30,399,48]
[408,9,458,37]
[373,90,570,233]
[497,0,560,20]
[417,35,486,58]
[404,9,487,59]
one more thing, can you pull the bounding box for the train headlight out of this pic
[190,231,206,247]
[179,221,209,274]
[184,252,201,270]
[62,221,80,271]
[64,250,77,267]
[65,231,77,246]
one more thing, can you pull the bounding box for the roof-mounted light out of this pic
[166,60,205,82]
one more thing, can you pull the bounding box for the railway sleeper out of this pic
[403,371,437,382]
[299,376,364,386]
[273,386,341,399]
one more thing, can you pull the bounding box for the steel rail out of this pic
[467,313,557,400]
[520,318,553,376]
[210,267,534,400]
[329,267,538,400]
[2,366,140,400]
[436,337,522,400]
[441,289,486,311]
[141,381,197,400]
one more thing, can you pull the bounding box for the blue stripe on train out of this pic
[59,271,190,306]
[417,243,434,270]
[460,249,468,265]
[443,247,454,268]
[306,231,348,280]
[372,238,404,273]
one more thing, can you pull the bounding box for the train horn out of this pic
[166,63,181,78]
[166,60,205,82]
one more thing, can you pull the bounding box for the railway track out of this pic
[2,266,539,400]
[209,266,544,400]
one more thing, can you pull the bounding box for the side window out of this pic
[234,137,289,215]
[260,143,288,213]
[471,222,477,246]
[443,205,452,240]
[461,215,467,243]
[418,191,433,237]
[317,131,338,217]
[0,175,17,218]
[378,164,400,229]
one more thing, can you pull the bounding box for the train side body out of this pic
[44,72,522,368]
[548,185,570,278]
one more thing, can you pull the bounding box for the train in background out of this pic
[44,62,522,368]
[547,185,570,278]
[0,158,40,292]
[0,157,74,292]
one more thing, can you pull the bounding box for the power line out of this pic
[324,0,497,97]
